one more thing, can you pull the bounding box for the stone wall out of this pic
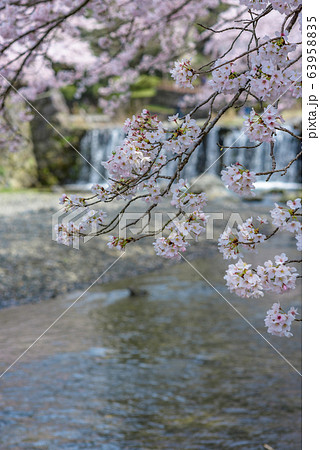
[0,103,38,189]
[30,90,84,186]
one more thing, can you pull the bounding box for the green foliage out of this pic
[131,88,156,99]
[60,85,77,101]
[131,75,161,91]
[145,104,175,114]
[130,75,161,99]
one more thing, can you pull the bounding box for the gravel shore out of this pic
[0,189,298,308]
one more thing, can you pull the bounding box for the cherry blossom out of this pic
[91,184,110,201]
[153,236,188,260]
[55,209,107,246]
[243,106,284,143]
[240,0,301,14]
[270,199,302,251]
[55,222,80,247]
[221,163,256,197]
[101,109,166,192]
[257,253,298,294]
[170,179,207,212]
[224,259,264,298]
[59,194,87,211]
[107,236,132,251]
[218,217,266,260]
[225,253,299,299]
[144,179,163,204]
[237,218,266,250]
[170,58,199,89]
[264,302,299,337]
[247,34,300,103]
[239,0,267,11]
[153,201,208,259]
[270,203,291,227]
[218,227,241,260]
[164,115,201,155]
[209,61,246,94]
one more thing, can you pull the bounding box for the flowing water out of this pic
[0,250,301,449]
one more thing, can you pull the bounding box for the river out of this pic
[0,249,301,449]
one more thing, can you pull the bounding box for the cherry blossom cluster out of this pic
[248,60,300,104]
[206,33,300,103]
[102,109,165,186]
[142,174,168,204]
[170,179,207,212]
[153,210,208,260]
[221,201,301,298]
[123,109,164,140]
[270,198,302,251]
[107,236,133,251]
[81,209,107,227]
[264,303,299,338]
[225,253,298,299]
[270,198,301,227]
[153,236,188,260]
[98,110,202,202]
[91,184,110,201]
[163,115,201,155]
[224,259,264,298]
[254,32,297,66]
[219,199,301,264]
[170,58,199,89]
[247,34,300,103]
[218,227,240,260]
[270,0,301,15]
[143,179,163,204]
[59,194,87,211]
[243,106,284,143]
[239,0,301,14]
[55,209,107,246]
[0,0,302,149]
[257,253,298,294]
[238,0,270,11]
[55,222,81,247]
[208,61,246,94]
[55,111,205,250]
[295,233,302,252]
[238,218,266,250]
[1,0,229,120]
[218,217,266,260]
[288,71,302,99]
[221,163,256,197]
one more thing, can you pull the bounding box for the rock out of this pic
[30,89,84,186]
[0,102,38,188]
[128,287,148,297]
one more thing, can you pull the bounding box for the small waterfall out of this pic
[76,124,301,188]
[218,126,301,184]
[79,128,125,185]
[204,128,223,175]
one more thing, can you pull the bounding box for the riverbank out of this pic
[0,189,300,308]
